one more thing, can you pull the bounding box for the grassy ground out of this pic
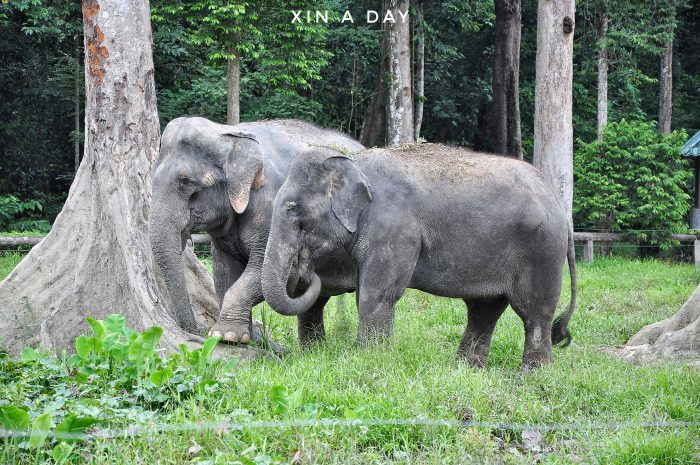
[1,254,699,464]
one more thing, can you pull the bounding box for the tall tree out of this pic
[533,0,575,219]
[490,0,522,158]
[658,26,674,134]
[0,0,235,355]
[413,0,425,140]
[360,30,388,147]
[596,13,608,140]
[385,0,414,147]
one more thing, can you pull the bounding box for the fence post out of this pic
[583,240,594,263]
[694,240,700,267]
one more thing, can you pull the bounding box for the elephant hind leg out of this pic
[457,296,509,367]
[510,298,558,369]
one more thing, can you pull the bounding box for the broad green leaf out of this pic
[75,335,101,359]
[75,366,95,384]
[109,342,129,363]
[20,347,39,362]
[52,442,75,465]
[199,336,219,372]
[29,412,52,449]
[0,406,30,431]
[149,367,174,387]
[128,326,163,364]
[269,385,288,415]
[104,314,126,334]
[55,415,99,443]
[86,317,106,341]
[101,332,121,351]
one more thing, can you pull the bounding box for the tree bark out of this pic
[617,284,700,365]
[658,39,673,134]
[533,0,575,220]
[491,0,522,159]
[74,35,81,174]
[359,31,388,147]
[413,0,425,141]
[385,0,414,147]
[597,15,608,141]
[227,52,241,125]
[0,0,258,360]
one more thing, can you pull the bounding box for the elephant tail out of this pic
[552,225,577,348]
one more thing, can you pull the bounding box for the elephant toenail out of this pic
[224,331,238,342]
[211,330,222,338]
[240,333,250,344]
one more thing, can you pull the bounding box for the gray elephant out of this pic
[261,144,577,368]
[149,117,364,343]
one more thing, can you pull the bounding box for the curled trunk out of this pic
[262,228,321,316]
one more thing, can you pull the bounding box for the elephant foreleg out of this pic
[209,257,263,343]
[297,295,330,347]
[457,297,509,367]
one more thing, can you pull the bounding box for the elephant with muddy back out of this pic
[261,144,577,368]
[149,117,364,344]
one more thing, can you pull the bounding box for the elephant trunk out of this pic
[149,201,198,333]
[262,224,321,316]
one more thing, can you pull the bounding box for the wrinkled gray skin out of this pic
[150,117,364,343]
[262,145,577,368]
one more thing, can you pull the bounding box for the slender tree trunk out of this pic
[491,0,522,159]
[533,0,575,220]
[659,39,673,134]
[385,0,414,147]
[360,32,388,147]
[0,0,256,360]
[597,15,608,141]
[74,35,81,174]
[227,52,241,125]
[413,0,425,140]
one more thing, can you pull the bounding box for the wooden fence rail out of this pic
[1,233,698,265]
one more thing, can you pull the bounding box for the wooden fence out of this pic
[1,232,698,265]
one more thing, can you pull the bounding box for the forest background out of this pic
[0,0,698,239]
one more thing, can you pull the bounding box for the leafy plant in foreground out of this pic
[0,314,226,462]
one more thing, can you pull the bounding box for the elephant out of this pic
[260,144,577,368]
[149,116,364,343]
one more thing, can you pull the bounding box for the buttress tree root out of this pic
[0,0,265,361]
[616,284,700,365]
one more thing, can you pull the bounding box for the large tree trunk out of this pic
[74,35,81,174]
[385,0,414,147]
[0,0,256,359]
[359,31,388,147]
[491,0,522,159]
[227,52,241,125]
[533,0,575,220]
[658,39,673,134]
[597,15,608,141]
[617,284,700,365]
[413,0,425,141]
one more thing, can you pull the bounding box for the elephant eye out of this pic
[285,201,298,211]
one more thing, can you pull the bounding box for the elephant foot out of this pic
[208,320,251,344]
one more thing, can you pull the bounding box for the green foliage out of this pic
[0,195,51,232]
[0,314,228,462]
[573,120,692,247]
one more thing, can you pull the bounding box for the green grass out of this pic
[1,254,699,464]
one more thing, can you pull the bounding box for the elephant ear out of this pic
[323,156,373,233]
[221,132,265,214]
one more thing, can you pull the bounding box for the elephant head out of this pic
[149,117,265,333]
[262,149,372,316]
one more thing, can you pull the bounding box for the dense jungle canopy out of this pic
[0,0,698,234]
